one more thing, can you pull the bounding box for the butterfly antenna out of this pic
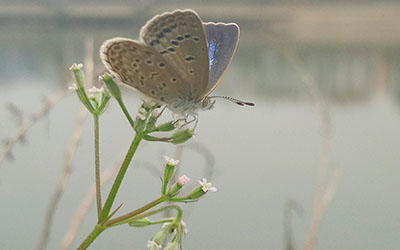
[209,95,255,106]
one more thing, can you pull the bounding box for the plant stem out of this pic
[98,133,143,223]
[108,204,182,227]
[94,114,102,219]
[117,98,135,128]
[76,225,105,250]
[106,197,166,227]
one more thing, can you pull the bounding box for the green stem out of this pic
[117,98,135,128]
[76,225,106,250]
[131,205,183,223]
[106,197,166,227]
[98,133,143,223]
[94,114,102,219]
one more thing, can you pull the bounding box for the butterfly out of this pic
[100,9,253,116]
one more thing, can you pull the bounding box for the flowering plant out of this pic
[69,64,216,250]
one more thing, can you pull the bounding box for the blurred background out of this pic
[1,0,400,250]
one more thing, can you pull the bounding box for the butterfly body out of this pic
[100,9,240,115]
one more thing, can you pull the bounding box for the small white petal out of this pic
[198,178,216,193]
[68,83,78,90]
[181,220,188,234]
[88,86,104,93]
[69,63,83,70]
[164,155,180,165]
[146,240,162,250]
[139,108,147,114]
[142,98,157,108]
[137,113,146,120]
[198,178,207,186]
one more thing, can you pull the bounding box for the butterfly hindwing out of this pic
[204,22,240,95]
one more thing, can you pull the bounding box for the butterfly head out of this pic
[166,95,215,116]
[200,96,216,111]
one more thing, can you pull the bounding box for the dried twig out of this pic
[35,37,95,250]
[0,89,67,166]
[284,200,303,250]
[59,160,121,250]
[35,108,88,250]
[282,51,339,250]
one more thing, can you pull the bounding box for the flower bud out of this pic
[186,186,205,200]
[69,63,85,89]
[166,183,181,197]
[170,129,194,144]
[146,111,158,132]
[153,121,175,132]
[102,74,122,99]
[128,217,151,227]
[187,178,217,199]
[167,175,190,197]
[163,156,179,188]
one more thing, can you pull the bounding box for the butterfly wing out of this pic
[100,37,190,105]
[140,9,210,102]
[204,22,240,95]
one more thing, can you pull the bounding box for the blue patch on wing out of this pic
[208,40,217,70]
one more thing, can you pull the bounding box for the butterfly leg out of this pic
[157,105,167,118]
[182,115,198,128]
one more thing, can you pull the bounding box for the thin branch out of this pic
[59,160,121,250]
[0,89,67,167]
[35,108,88,250]
[283,200,303,250]
[282,51,339,250]
[35,36,95,250]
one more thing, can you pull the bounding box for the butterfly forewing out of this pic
[140,9,209,102]
[100,38,190,105]
[204,22,240,95]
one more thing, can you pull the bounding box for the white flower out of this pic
[88,86,104,94]
[198,178,217,193]
[181,220,188,234]
[142,98,157,108]
[68,83,78,90]
[164,155,180,166]
[146,240,162,250]
[178,175,190,185]
[69,63,83,70]
[139,107,147,115]
[137,113,146,120]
